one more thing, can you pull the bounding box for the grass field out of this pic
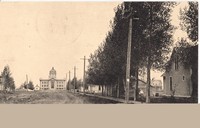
[0,90,120,104]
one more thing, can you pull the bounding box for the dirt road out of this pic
[0,90,120,104]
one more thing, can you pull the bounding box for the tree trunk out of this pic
[106,86,108,96]
[117,77,120,98]
[111,85,113,97]
[134,67,139,101]
[123,78,126,101]
[146,57,151,103]
[101,85,103,95]
[117,78,120,98]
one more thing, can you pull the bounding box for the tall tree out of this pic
[22,80,34,90]
[179,2,198,98]
[28,81,34,90]
[71,77,81,90]
[180,2,198,43]
[1,65,15,91]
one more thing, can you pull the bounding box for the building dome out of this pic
[49,67,56,79]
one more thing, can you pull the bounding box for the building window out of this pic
[183,76,185,81]
[169,77,172,91]
[175,56,179,70]
[51,80,54,88]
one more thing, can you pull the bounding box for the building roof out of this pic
[164,45,198,72]
[35,85,40,87]
[40,78,65,81]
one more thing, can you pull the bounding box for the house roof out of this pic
[164,44,198,73]
[35,85,40,87]
[161,72,166,77]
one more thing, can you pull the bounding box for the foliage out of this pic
[87,2,175,100]
[22,80,35,90]
[66,80,71,90]
[69,78,82,89]
[1,65,15,91]
[28,81,34,90]
[179,1,198,97]
[180,2,198,43]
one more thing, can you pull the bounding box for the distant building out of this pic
[34,84,40,90]
[138,68,147,82]
[151,79,162,91]
[88,84,102,93]
[40,67,66,90]
[162,45,198,97]
[131,79,157,96]
[79,85,102,94]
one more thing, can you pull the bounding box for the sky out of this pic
[0,2,188,88]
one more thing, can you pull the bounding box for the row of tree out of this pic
[86,2,198,102]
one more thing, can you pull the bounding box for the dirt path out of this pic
[0,91,120,104]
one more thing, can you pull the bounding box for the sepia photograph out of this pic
[0,1,198,104]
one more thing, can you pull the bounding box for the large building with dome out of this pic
[40,67,66,90]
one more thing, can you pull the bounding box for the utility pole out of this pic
[73,66,76,94]
[146,2,153,103]
[125,17,132,103]
[123,5,139,103]
[81,56,88,95]
[65,73,67,90]
[26,74,28,91]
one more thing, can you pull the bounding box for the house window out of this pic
[175,56,179,70]
[183,76,185,81]
[169,77,172,91]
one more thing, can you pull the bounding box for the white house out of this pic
[34,85,40,90]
